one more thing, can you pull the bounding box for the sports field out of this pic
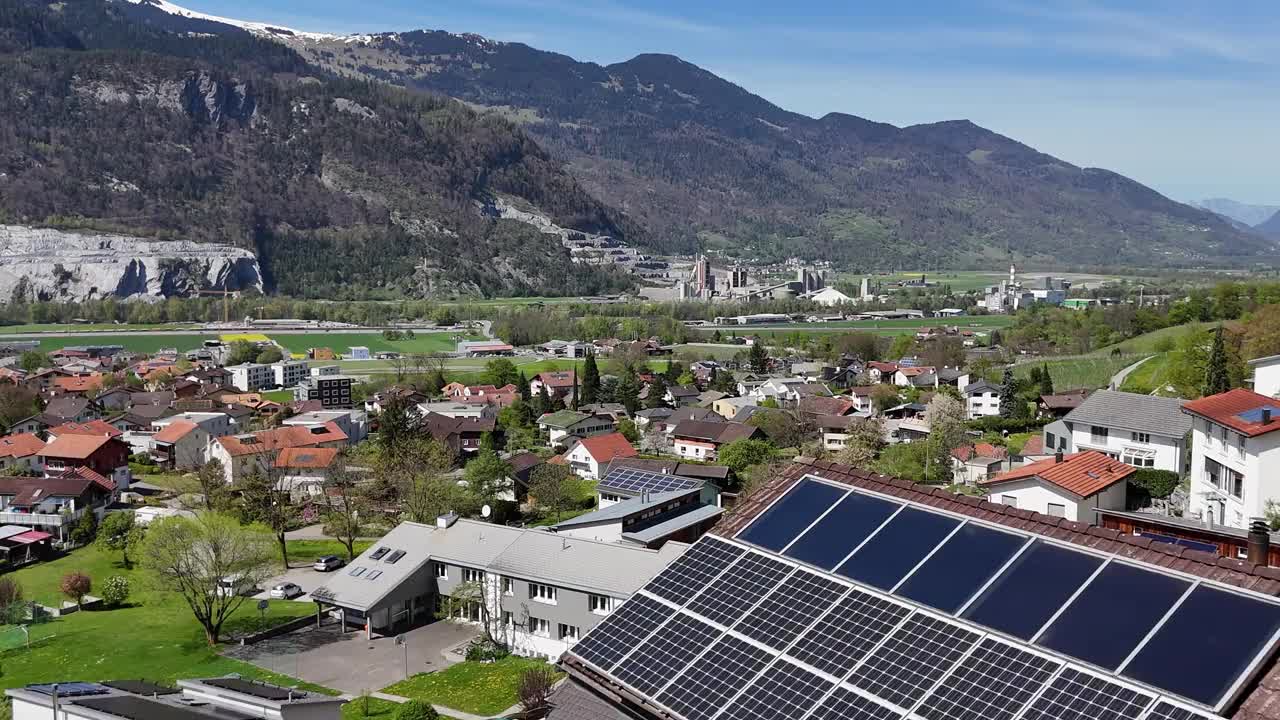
[270,332,482,356]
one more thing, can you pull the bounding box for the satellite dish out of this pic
[481,504,492,518]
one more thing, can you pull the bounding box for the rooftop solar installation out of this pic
[26,682,109,697]
[565,473,1280,720]
[102,681,180,696]
[200,678,305,701]
[71,696,254,720]
[601,467,703,495]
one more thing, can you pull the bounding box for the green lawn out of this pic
[271,332,482,356]
[0,323,191,334]
[382,656,561,716]
[1015,355,1139,391]
[263,389,296,404]
[286,539,375,563]
[1099,322,1210,355]
[1120,353,1179,396]
[0,546,322,691]
[19,334,220,354]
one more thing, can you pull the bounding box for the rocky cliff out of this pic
[0,225,263,302]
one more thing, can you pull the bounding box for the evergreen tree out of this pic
[570,372,580,410]
[998,367,1020,418]
[1038,363,1055,396]
[1205,325,1232,396]
[615,372,641,414]
[580,353,600,405]
[518,371,531,402]
[646,373,670,409]
[533,384,553,418]
[748,341,770,373]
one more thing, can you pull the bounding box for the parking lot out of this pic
[253,562,340,602]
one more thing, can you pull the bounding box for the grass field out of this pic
[1120,354,1179,396]
[0,323,193,334]
[1101,322,1210,355]
[271,332,481,356]
[382,656,560,716]
[285,539,375,563]
[0,546,322,692]
[19,333,221,354]
[1015,355,1139,391]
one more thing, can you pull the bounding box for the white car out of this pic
[269,582,304,600]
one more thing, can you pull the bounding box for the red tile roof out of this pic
[867,361,899,373]
[951,442,1008,462]
[274,446,339,470]
[47,420,122,439]
[536,371,576,388]
[898,366,936,377]
[1039,389,1092,410]
[982,451,1134,497]
[0,433,45,459]
[153,420,198,443]
[40,433,115,460]
[215,422,347,457]
[575,433,638,464]
[64,465,115,492]
[51,374,106,393]
[1182,388,1280,437]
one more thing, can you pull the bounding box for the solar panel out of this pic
[369,547,390,560]
[837,507,961,590]
[602,467,702,494]
[737,478,849,551]
[962,540,1104,640]
[1036,562,1190,670]
[645,536,745,605]
[809,686,903,720]
[734,569,848,650]
[1122,584,1280,706]
[687,551,792,627]
[914,638,1060,720]
[894,523,1026,613]
[26,683,109,697]
[786,588,912,678]
[1236,406,1280,423]
[850,614,980,709]
[1021,668,1154,720]
[102,680,180,696]
[71,696,249,720]
[719,659,836,720]
[657,634,774,720]
[571,594,676,672]
[613,612,720,696]
[384,549,405,564]
[1142,701,1219,720]
[201,678,305,700]
[783,491,901,569]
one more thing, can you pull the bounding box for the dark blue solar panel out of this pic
[1037,562,1190,670]
[1123,585,1280,706]
[784,491,901,569]
[895,523,1026,613]
[737,478,848,552]
[836,506,960,590]
[1236,406,1280,423]
[962,540,1105,639]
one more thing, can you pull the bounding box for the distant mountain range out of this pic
[0,0,1274,301]
[1196,198,1280,228]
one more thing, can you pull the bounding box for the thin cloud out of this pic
[475,0,719,35]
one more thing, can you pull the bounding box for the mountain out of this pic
[1257,211,1280,241]
[243,27,1272,269]
[0,0,636,299]
[1197,198,1280,228]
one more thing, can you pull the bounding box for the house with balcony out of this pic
[422,413,496,458]
[950,442,1010,485]
[0,473,115,544]
[537,411,615,448]
[669,420,763,461]
[0,433,45,473]
[963,379,1002,419]
[1182,388,1280,530]
[39,433,131,491]
[1048,389,1190,473]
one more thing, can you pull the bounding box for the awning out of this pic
[0,525,29,541]
[8,530,52,544]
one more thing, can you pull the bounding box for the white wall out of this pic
[967,391,1000,419]
[1067,424,1183,474]
[563,443,602,479]
[1187,419,1280,529]
[1254,360,1280,397]
[987,476,1125,524]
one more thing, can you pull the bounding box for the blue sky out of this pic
[188,0,1279,206]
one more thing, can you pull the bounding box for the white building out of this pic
[1250,354,1280,397]
[561,433,638,480]
[963,379,1003,420]
[271,359,309,387]
[7,679,342,720]
[284,409,370,444]
[1182,388,1280,530]
[227,363,273,392]
[1050,390,1190,473]
[980,450,1133,523]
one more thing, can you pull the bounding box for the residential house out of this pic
[0,474,115,543]
[981,450,1134,523]
[422,413,496,457]
[0,433,45,473]
[632,407,674,432]
[283,409,369,444]
[442,383,518,408]
[893,366,938,388]
[664,384,701,407]
[94,386,134,411]
[1054,389,1190,473]
[712,396,757,420]
[936,367,971,389]
[308,517,687,656]
[670,420,762,461]
[1039,389,1093,418]
[552,486,722,548]
[847,386,877,414]
[797,395,856,423]
[1249,353,1280,397]
[537,411,615,447]
[818,415,857,452]
[42,396,101,424]
[208,422,349,484]
[1013,435,1053,464]
[561,433,638,480]
[578,403,629,423]
[418,401,496,421]
[227,363,274,392]
[364,386,429,414]
[39,433,130,490]
[45,419,122,442]
[1182,388,1280,530]
[950,442,1010,485]
[790,362,832,381]
[866,361,899,383]
[50,374,107,396]
[530,371,576,401]
[270,359,310,388]
[689,361,723,385]
[149,413,233,469]
[273,446,340,501]
[963,379,1003,420]
[294,374,354,409]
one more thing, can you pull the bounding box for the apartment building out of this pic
[271,359,309,388]
[1183,388,1280,530]
[227,363,274,392]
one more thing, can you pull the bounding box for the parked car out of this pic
[313,555,344,572]
[215,573,257,597]
[269,582,304,600]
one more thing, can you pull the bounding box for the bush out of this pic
[393,700,438,720]
[0,576,23,607]
[464,636,510,662]
[1128,468,1181,508]
[60,572,91,608]
[100,575,130,607]
[517,667,557,712]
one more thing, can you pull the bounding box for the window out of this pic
[1047,503,1066,518]
[501,577,514,596]
[434,563,448,579]
[462,568,485,584]
[530,617,550,637]
[559,623,579,642]
[1122,449,1156,468]
[589,594,614,615]
[1206,458,1245,499]
[502,611,513,627]
[1001,495,1018,508]
[1131,432,1151,443]
[529,583,557,604]
[1090,426,1109,444]
[1045,432,1055,449]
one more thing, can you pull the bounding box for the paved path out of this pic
[1109,355,1154,390]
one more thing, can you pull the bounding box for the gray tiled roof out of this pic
[1064,389,1191,437]
[547,680,638,720]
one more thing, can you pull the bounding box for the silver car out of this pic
[313,555,344,572]
[269,582,303,600]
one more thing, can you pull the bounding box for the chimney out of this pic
[1249,518,1271,566]
[1265,408,1273,424]
[1054,451,1064,464]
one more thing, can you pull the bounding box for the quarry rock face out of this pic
[0,225,263,302]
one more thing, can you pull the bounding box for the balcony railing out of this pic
[0,511,70,527]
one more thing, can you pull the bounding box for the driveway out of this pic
[253,565,333,602]
[225,620,478,694]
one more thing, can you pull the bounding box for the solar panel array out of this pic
[566,476,1278,720]
[602,466,703,495]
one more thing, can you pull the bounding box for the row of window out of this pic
[1206,457,1244,500]
[1001,495,1067,518]
[504,613,579,641]
[432,563,614,614]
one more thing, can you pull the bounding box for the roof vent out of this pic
[437,512,459,529]
[1265,408,1273,424]
[1054,451,1064,464]
[1249,518,1271,566]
